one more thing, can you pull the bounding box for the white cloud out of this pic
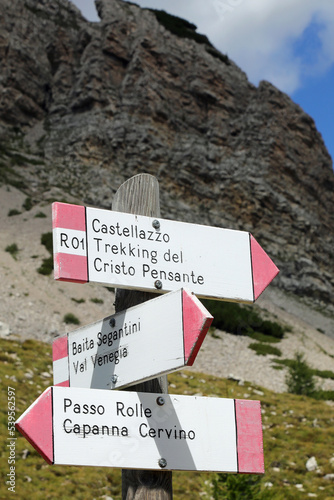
[71,0,334,93]
[206,0,334,92]
[127,0,334,93]
[316,6,334,66]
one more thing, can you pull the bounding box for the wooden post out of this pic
[112,174,173,500]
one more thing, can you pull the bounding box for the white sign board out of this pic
[52,202,279,303]
[53,289,212,389]
[16,387,264,473]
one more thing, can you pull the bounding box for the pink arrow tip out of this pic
[182,289,213,366]
[250,235,279,301]
[15,387,54,465]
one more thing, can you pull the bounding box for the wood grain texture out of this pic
[112,174,172,500]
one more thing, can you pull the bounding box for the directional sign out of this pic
[16,387,264,474]
[52,202,279,303]
[53,288,212,389]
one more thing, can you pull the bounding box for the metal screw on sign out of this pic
[109,317,116,327]
[155,280,162,290]
[111,375,118,384]
[158,458,167,468]
[156,396,165,406]
[152,219,160,230]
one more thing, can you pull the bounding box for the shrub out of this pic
[8,209,21,216]
[37,257,53,275]
[247,332,281,343]
[312,390,334,401]
[41,232,53,254]
[211,473,271,499]
[5,243,19,260]
[63,313,80,325]
[151,10,204,42]
[202,300,285,339]
[34,211,47,218]
[149,9,229,66]
[286,352,316,396]
[202,300,255,335]
[312,368,334,380]
[206,46,230,65]
[22,197,34,211]
[261,320,285,339]
[37,232,53,275]
[249,343,282,357]
[90,298,104,304]
[71,298,85,304]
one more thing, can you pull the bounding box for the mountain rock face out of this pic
[0,0,333,311]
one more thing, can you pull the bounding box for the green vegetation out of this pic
[0,134,43,190]
[149,9,229,64]
[8,209,21,217]
[202,301,288,358]
[8,152,29,166]
[5,243,19,260]
[40,232,53,254]
[202,300,285,339]
[34,211,47,218]
[71,298,85,304]
[247,332,281,343]
[313,368,334,380]
[37,257,53,275]
[285,352,317,397]
[22,197,34,211]
[272,353,334,401]
[37,232,53,276]
[274,358,334,381]
[312,389,334,401]
[90,298,104,304]
[1,337,334,499]
[206,46,230,64]
[63,313,80,325]
[0,161,27,190]
[249,343,282,357]
[211,473,271,499]
[151,10,210,44]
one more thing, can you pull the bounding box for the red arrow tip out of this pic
[15,387,54,465]
[182,289,213,366]
[250,235,279,301]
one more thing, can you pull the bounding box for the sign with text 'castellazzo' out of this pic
[52,202,279,303]
[15,387,264,474]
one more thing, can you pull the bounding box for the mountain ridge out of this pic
[0,0,333,313]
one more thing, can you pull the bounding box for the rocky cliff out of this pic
[1,0,333,312]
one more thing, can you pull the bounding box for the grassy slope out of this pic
[0,337,334,499]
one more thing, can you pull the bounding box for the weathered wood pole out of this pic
[112,174,173,500]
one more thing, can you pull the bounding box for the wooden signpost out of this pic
[52,202,278,303]
[52,288,213,390]
[15,386,264,474]
[16,174,278,499]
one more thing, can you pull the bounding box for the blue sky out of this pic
[71,0,334,166]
